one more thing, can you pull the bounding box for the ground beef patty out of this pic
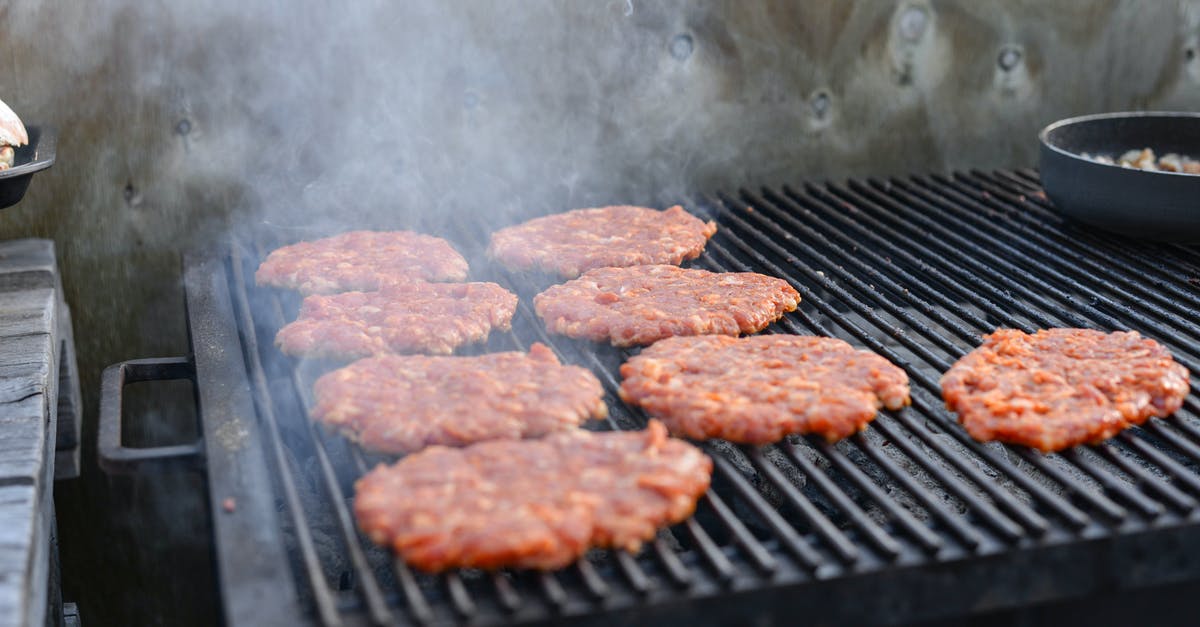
[534,265,800,346]
[275,282,517,359]
[620,335,910,444]
[941,328,1190,452]
[256,230,469,294]
[488,205,717,278]
[354,420,712,572]
[311,343,608,454]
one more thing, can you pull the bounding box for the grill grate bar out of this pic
[537,574,568,611]
[772,185,1037,332]
[830,181,1072,329]
[742,447,860,563]
[713,193,960,366]
[988,170,1200,285]
[245,241,399,625]
[683,518,736,582]
[649,538,693,587]
[1014,448,1127,522]
[760,444,900,559]
[457,221,699,595]
[848,430,985,549]
[219,169,1200,625]
[248,238,451,623]
[959,172,1200,321]
[707,454,824,570]
[1136,424,1200,492]
[811,439,943,554]
[575,562,610,600]
[805,180,1192,521]
[742,189,987,344]
[692,245,955,556]
[907,174,1200,511]
[613,552,651,595]
[704,205,1116,527]
[1093,442,1196,512]
[868,416,1027,541]
[704,213,949,376]
[227,244,344,627]
[702,492,779,574]
[912,174,1200,349]
[491,574,522,613]
[1057,449,1162,518]
[729,191,983,350]
[445,575,477,618]
[897,176,1200,369]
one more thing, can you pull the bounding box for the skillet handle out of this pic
[98,357,204,475]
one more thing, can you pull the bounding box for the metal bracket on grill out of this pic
[98,356,204,474]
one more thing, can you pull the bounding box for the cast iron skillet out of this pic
[0,125,55,209]
[1038,111,1200,242]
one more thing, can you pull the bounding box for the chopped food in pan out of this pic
[0,97,27,171]
[941,328,1189,452]
[1082,148,1200,174]
[354,420,712,572]
[311,343,607,454]
[275,281,517,359]
[620,335,910,444]
[534,265,799,346]
[256,230,469,295]
[489,205,717,278]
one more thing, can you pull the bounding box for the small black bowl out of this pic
[0,126,56,210]
[1038,111,1200,242]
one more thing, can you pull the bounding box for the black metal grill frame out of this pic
[183,169,1200,626]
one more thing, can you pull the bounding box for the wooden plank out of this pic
[0,240,55,293]
[0,395,48,485]
[54,302,80,480]
[0,242,69,624]
[0,483,37,627]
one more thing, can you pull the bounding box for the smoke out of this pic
[102,0,728,239]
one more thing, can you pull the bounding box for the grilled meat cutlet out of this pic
[621,335,910,444]
[354,421,712,572]
[275,281,517,359]
[941,328,1189,452]
[312,343,607,454]
[256,230,469,295]
[534,265,799,346]
[489,205,716,278]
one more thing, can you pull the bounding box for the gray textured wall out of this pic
[0,0,1196,623]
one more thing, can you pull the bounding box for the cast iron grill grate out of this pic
[211,169,1200,625]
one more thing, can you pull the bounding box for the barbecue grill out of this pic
[100,169,1200,625]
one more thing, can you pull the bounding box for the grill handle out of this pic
[98,356,204,475]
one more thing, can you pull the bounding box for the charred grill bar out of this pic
[160,169,1200,624]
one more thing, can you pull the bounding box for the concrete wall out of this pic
[0,0,1195,623]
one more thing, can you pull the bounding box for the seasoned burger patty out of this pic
[488,205,717,278]
[311,343,608,454]
[354,420,712,572]
[941,328,1190,452]
[620,335,910,444]
[534,265,800,346]
[256,230,469,294]
[275,282,517,359]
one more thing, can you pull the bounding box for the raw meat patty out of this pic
[620,335,911,444]
[354,420,712,572]
[534,265,800,346]
[311,343,608,454]
[941,328,1190,452]
[275,282,517,359]
[488,205,717,278]
[256,230,469,294]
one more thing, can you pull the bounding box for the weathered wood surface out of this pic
[0,239,78,627]
[54,303,80,481]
